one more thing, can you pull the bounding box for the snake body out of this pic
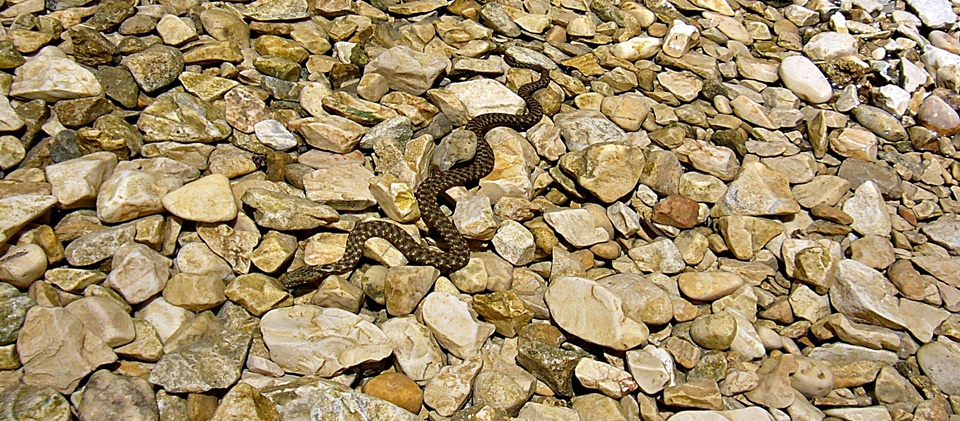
[281,54,551,288]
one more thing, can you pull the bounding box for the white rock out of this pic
[105,242,172,305]
[0,244,47,289]
[612,37,662,61]
[379,316,445,382]
[492,220,536,266]
[626,345,673,394]
[420,292,495,359]
[875,85,911,116]
[444,78,525,119]
[575,358,638,399]
[254,119,298,151]
[802,32,858,60]
[97,170,174,223]
[842,181,891,236]
[0,97,24,132]
[135,298,194,342]
[10,46,102,101]
[65,296,136,348]
[831,259,906,329]
[544,208,611,247]
[45,151,118,209]
[260,305,394,376]
[663,20,699,57]
[544,276,648,351]
[779,55,832,104]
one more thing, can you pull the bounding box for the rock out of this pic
[544,276,648,350]
[779,55,832,104]
[905,0,957,28]
[517,340,584,398]
[77,370,158,421]
[917,341,960,395]
[802,32,858,60]
[97,170,171,223]
[260,305,393,376]
[0,195,57,245]
[420,292,495,359]
[842,181,891,237]
[121,45,185,93]
[17,306,117,393]
[161,174,238,222]
[714,161,799,216]
[10,47,102,101]
[210,383,278,420]
[261,376,416,421]
[0,384,72,421]
[559,142,644,203]
[543,208,611,247]
[365,45,450,95]
[831,127,877,161]
[831,259,906,329]
[0,244,47,288]
[423,357,482,416]
[64,296,135,347]
[105,242,171,305]
[45,151,118,209]
[917,94,960,135]
[851,106,907,141]
[138,92,232,143]
[0,285,35,345]
[363,372,423,414]
[148,328,251,393]
[379,316,445,383]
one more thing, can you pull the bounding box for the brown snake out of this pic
[280,53,551,288]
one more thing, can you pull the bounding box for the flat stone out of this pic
[0,194,57,245]
[260,305,393,376]
[261,376,416,421]
[148,328,251,393]
[138,92,232,143]
[831,259,906,329]
[365,45,450,95]
[544,276,648,350]
[161,174,238,223]
[17,306,117,393]
[77,370,158,421]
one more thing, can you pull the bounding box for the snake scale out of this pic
[280,54,551,288]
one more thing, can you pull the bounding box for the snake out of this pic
[280,53,551,288]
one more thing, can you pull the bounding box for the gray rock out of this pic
[916,341,960,395]
[905,0,957,28]
[148,328,251,393]
[261,376,417,421]
[0,283,35,346]
[78,370,159,421]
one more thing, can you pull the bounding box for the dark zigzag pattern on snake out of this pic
[280,54,551,288]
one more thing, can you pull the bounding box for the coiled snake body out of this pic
[281,54,551,288]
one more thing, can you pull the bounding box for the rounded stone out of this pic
[779,55,832,104]
[918,94,960,136]
[362,372,423,414]
[689,312,737,350]
[790,356,835,398]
